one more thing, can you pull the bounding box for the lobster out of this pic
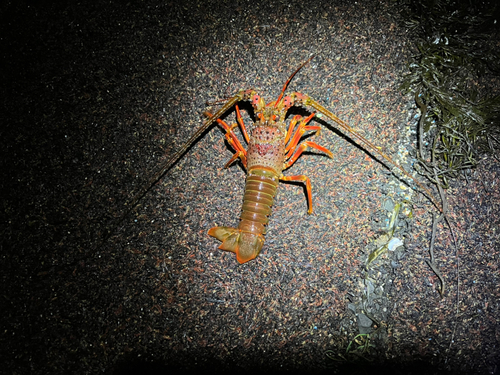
[122,56,439,264]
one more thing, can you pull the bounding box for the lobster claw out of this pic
[208,226,264,264]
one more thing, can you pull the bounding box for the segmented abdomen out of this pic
[238,167,279,235]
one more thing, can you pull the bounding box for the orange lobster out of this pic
[206,60,333,263]
[124,56,439,264]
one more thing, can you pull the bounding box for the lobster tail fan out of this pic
[236,231,264,264]
[208,226,239,252]
[207,227,264,264]
[208,226,237,248]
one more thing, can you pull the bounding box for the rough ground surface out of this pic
[1,0,499,374]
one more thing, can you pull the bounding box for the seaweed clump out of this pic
[400,0,500,189]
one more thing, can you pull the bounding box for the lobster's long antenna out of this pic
[112,94,243,233]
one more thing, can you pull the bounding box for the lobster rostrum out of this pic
[122,56,440,264]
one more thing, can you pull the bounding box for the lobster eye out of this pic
[252,95,260,105]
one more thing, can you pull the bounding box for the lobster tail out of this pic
[208,167,279,264]
[208,226,264,264]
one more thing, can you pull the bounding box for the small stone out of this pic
[383,199,395,212]
[348,303,356,313]
[358,313,373,328]
[388,237,404,251]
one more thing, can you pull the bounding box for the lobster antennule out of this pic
[274,55,315,108]
[208,226,264,264]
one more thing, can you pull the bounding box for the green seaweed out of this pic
[325,333,375,363]
[366,202,402,267]
[400,0,500,189]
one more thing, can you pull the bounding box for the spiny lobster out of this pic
[123,56,439,264]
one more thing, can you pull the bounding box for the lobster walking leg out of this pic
[212,117,248,168]
[284,141,333,170]
[280,174,314,214]
[285,114,318,154]
[235,105,250,143]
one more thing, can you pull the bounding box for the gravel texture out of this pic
[1,0,499,374]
